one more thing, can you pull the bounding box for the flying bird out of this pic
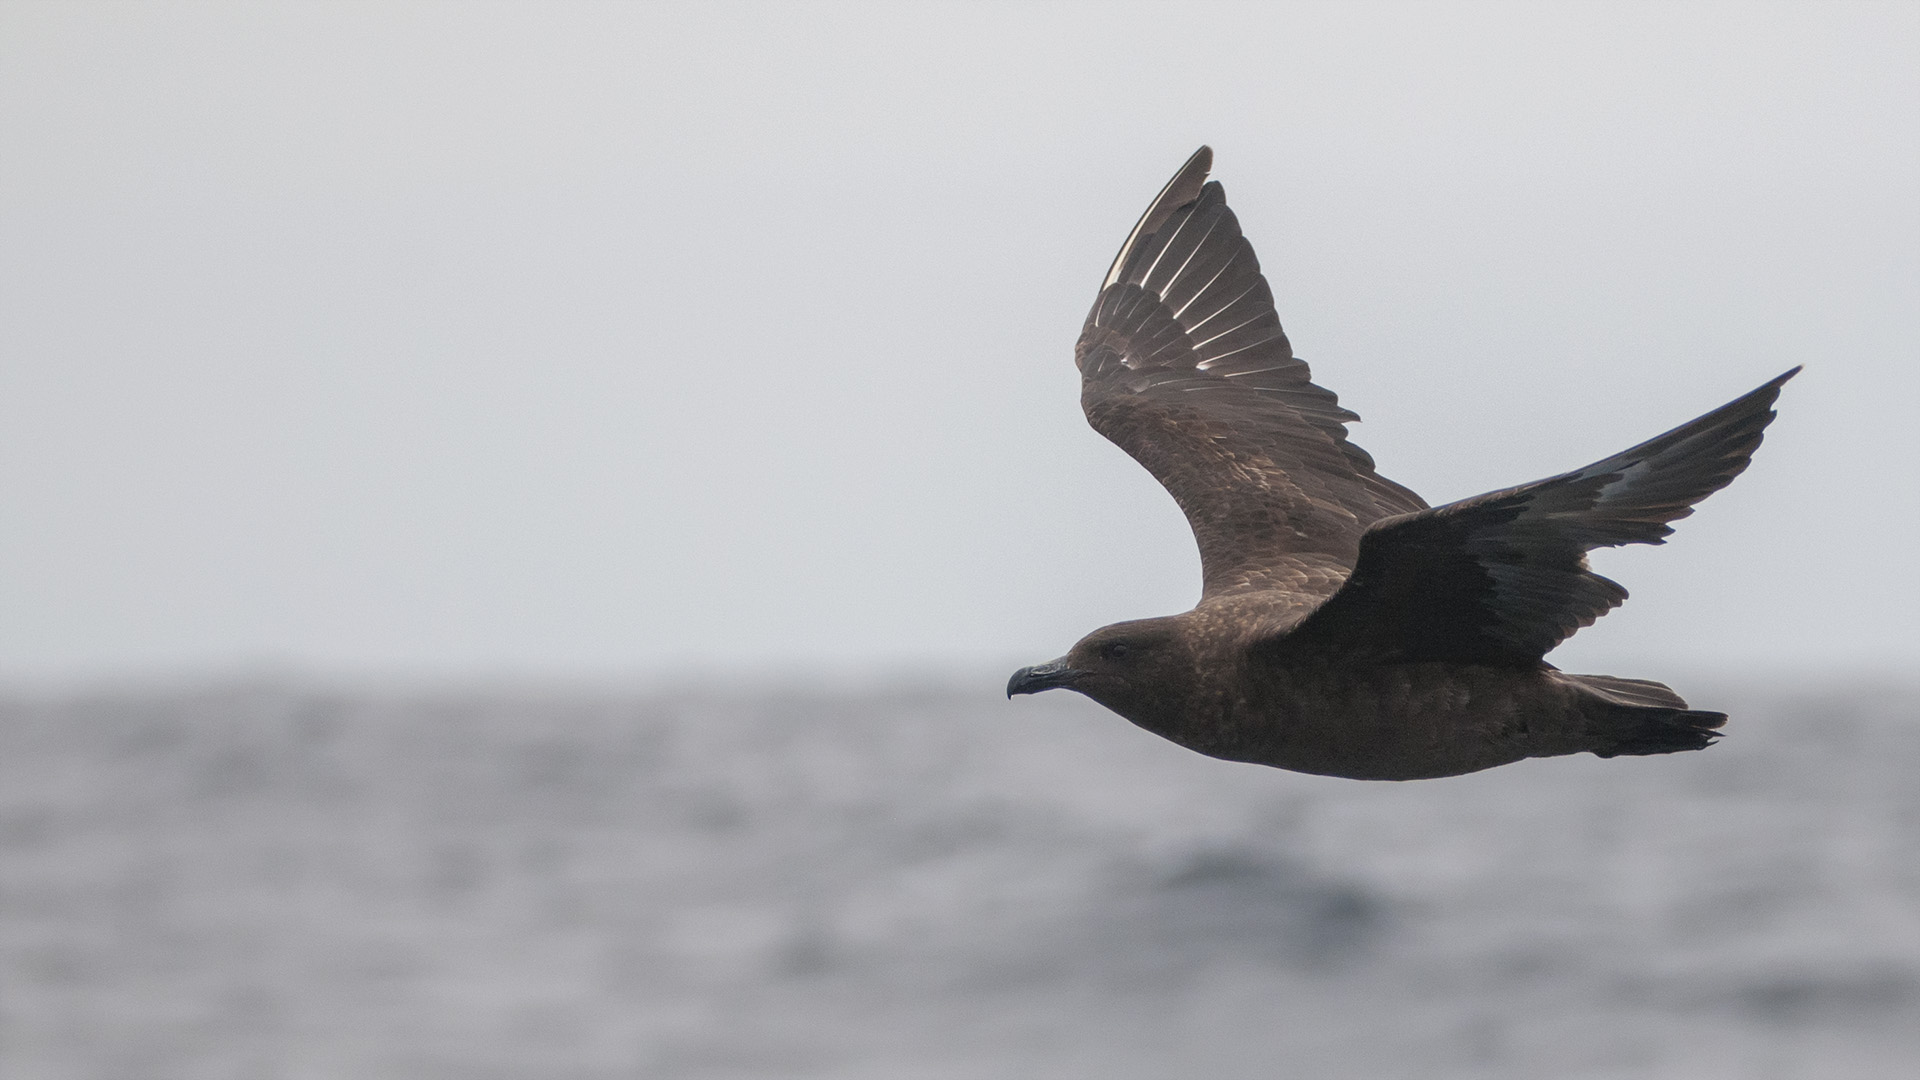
[1007,147,1796,781]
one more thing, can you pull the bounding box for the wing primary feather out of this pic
[1100,146,1213,290]
[1173,249,1258,322]
[1201,333,1287,367]
[1169,249,1245,320]
[1183,281,1264,338]
[1134,204,1204,289]
[1145,212,1226,298]
[1075,149,1431,598]
[1190,303,1272,350]
[1275,369,1799,663]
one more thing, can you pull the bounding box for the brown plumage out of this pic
[1008,147,1796,781]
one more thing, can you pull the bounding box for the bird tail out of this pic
[1565,673,1727,757]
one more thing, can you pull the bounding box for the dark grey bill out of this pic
[1006,659,1083,698]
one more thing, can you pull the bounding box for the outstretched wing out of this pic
[1078,147,1426,600]
[1274,369,1799,665]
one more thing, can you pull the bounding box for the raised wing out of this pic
[1274,369,1799,665]
[1078,147,1426,599]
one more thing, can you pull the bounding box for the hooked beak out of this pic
[1006,658,1084,698]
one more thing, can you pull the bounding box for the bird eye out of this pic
[1102,642,1130,660]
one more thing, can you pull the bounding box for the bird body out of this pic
[1009,147,1793,781]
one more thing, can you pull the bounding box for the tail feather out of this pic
[1566,672,1727,757]
[1571,673,1691,710]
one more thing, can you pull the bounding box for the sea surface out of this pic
[1,676,1916,1079]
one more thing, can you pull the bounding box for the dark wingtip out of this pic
[1712,366,1800,420]
[1099,146,1219,290]
[1740,365,1800,417]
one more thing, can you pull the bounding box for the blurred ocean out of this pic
[1,676,1916,1079]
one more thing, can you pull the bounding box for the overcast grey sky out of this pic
[2,1,1915,684]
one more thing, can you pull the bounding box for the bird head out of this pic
[1007,616,1195,724]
